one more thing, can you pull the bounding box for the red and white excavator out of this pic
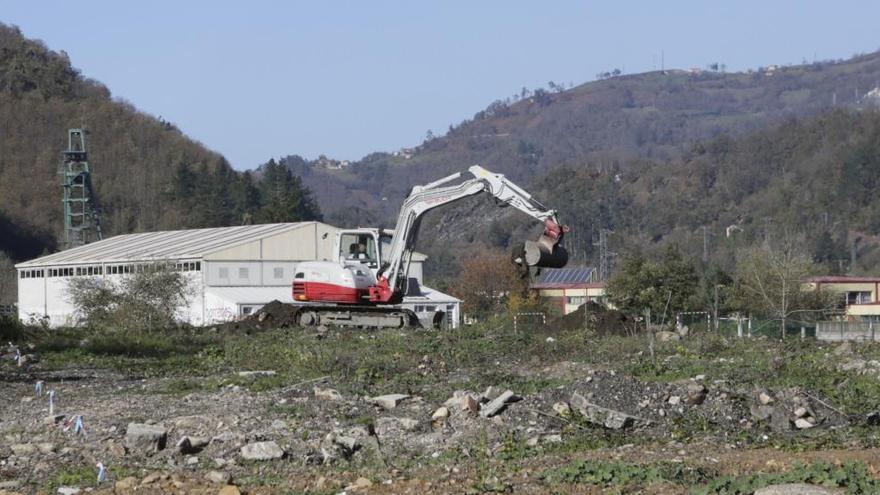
[291,165,569,328]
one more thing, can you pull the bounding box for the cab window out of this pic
[339,233,378,267]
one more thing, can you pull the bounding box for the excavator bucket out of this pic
[511,220,569,270]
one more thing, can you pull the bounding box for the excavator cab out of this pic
[337,231,380,269]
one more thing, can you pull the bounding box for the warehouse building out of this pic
[15,222,460,328]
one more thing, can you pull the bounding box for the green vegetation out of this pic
[542,459,880,494]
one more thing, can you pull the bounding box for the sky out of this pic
[3,1,880,170]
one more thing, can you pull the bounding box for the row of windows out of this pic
[414,304,456,314]
[20,261,201,279]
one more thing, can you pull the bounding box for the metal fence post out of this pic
[800,326,805,340]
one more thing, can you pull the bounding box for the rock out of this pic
[270,419,287,430]
[794,418,816,429]
[347,477,373,491]
[526,437,539,447]
[313,386,342,401]
[0,481,21,490]
[125,423,167,453]
[867,411,880,425]
[57,488,81,495]
[462,394,480,416]
[205,470,232,484]
[211,431,236,443]
[769,408,792,432]
[114,477,138,491]
[754,483,840,495]
[141,472,164,485]
[431,407,450,429]
[794,407,808,418]
[240,441,284,461]
[571,392,635,429]
[218,486,241,495]
[667,396,681,406]
[369,393,410,410]
[480,390,519,418]
[177,435,209,454]
[376,417,419,436]
[185,455,199,465]
[236,370,275,377]
[320,433,361,463]
[552,402,571,417]
[656,330,680,342]
[693,374,706,381]
[686,383,707,405]
[833,342,853,356]
[758,391,774,405]
[481,386,502,402]
[10,444,36,456]
[751,405,775,421]
[43,414,65,425]
[543,434,563,444]
[36,443,55,454]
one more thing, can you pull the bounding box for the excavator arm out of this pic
[369,165,568,304]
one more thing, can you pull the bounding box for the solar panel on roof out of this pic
[535,267,595,284]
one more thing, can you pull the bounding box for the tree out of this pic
[257,159,322,223]
[451,250,528,317]
[0,252,15,304]
[606,246,698,323]
[732,237,833,337]
[65,264,194,331]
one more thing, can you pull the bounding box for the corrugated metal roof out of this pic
[16,222,318,268]
[534,266,596,285]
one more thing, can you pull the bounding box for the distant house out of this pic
[530,267,605,315]
[805,276,880,321]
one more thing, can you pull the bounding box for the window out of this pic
[415,305,425,313]
[426,305,436,312]
[274,267,284,279]
[846,291,873,305]
[194,261,201,271]
[339,233,378,267]
[566,296,586,306]
[219,267,229,278]
[241,306,254,316]
[295,272,304,279]
[238,267,249,279]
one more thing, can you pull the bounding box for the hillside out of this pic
[272,53,880,283]
[0,24,319,263]
[286,52,880,223]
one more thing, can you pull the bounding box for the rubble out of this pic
[479,390,519,418]
[240,441,284,460]
[125,423,167,453]
[570,392,637,429]
[314,386,342,401]
[369,393,410,410]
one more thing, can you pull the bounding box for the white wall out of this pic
[205,261,262,286]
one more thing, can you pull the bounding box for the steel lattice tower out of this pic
[60,129,102,249]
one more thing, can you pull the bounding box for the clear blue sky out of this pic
[3,1,879,169]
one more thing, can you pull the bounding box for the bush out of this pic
[65,264,193,331]
[0,314,23,341]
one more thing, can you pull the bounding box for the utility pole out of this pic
[594,229,614,282]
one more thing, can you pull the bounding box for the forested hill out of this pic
[283,51,880,225]
[0,24,319,261]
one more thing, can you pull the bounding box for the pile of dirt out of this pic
[216,300,300,333]
[554,301,637,335]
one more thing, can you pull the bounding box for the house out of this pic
[15,222,460,328]
[529,267,605,315]
[805,276,880,321]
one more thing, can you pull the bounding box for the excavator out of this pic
[291,165,569,328]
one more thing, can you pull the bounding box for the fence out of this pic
[816,321,880,342]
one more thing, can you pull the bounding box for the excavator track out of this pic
[292,305,421,329]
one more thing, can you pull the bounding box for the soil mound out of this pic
[216,300,300,332]
[554,301,637,335]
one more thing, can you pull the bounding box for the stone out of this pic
[141,472,164,485]
[794,407,808,418]
[656,330,680,342]
[376,417,419,436]
[313,387,342,401]
[57,488,81,495]
[320,433,361,463]
[667,396,681,406]
[758,391,774,405]
[769,408,792,432]
[754,483,840,495]
[552,402,571,417]
[43,414,65,425]
[125,423,167,453]
[212,431,236,443]
[36,443,55,454]
[10,444,36,456]
[369,394,410,410]
[462,394,480,416]
[218,486,241,495]
[571,392,635,430]
[794,418,815,429]
[114,477,138,491]
[686,383,707,405]
[0,481,21,490]
[867,411,880,425]
[177,435,209,454]
[481,386,502,402]
[205,470,232,484]
[347,477,373,491]
[240,441,284,461]
[236,370,275,377]
[750,404,775,421]
[480,390,519,418]
[525,437,539,447]
[185,455,199,465]
[431,407,449,426]
[543,434,563,443]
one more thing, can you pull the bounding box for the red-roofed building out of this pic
[530,267,607,315]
